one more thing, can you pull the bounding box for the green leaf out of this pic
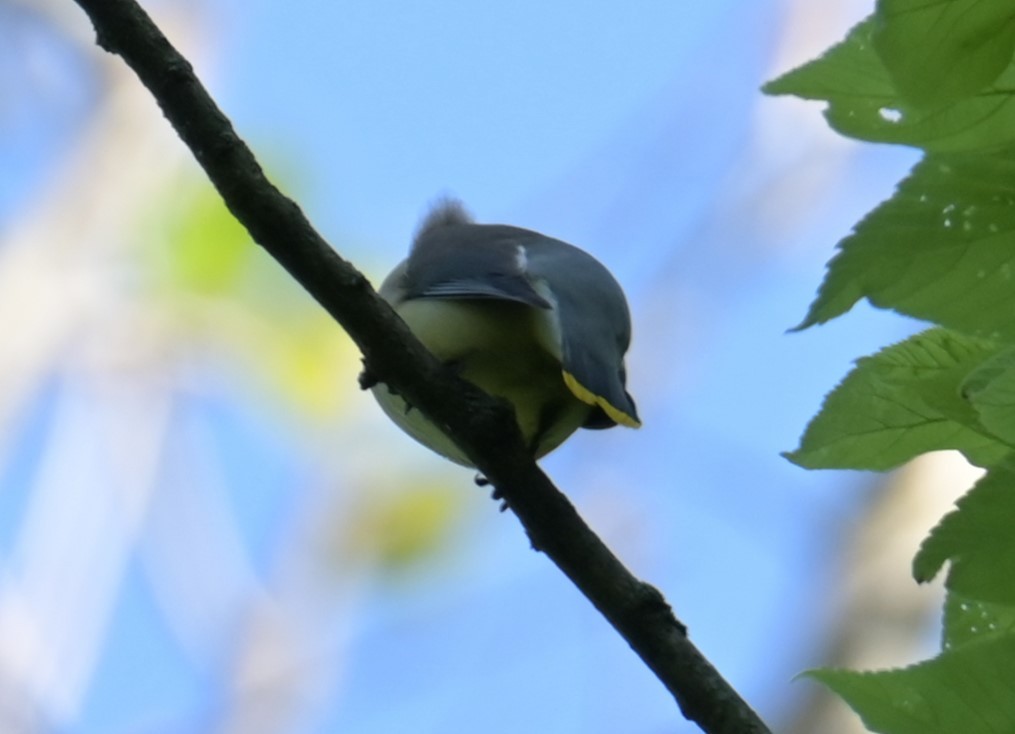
[786,329,1007,471]
[764,17,1015,152]
[963,347,1015,444]
[874,0,1015,108]
[797,151,1015,337]
[944,592,1015,650]
[808,635,1015,734]
[913,459,1015,604]
[764,18,894,103]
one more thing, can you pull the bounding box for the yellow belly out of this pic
[373,298,590,466]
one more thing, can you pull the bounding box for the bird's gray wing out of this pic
[402,223,551,308]
[525,238,640,428]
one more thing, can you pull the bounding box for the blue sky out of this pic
[0,1,934,732]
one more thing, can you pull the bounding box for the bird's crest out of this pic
[415,197,473,242]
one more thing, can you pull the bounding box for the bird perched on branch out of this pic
[369,199,639,467]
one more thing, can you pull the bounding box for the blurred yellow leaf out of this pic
[338,483,467,573]
[140,175,362,419]
[157,182,255,295]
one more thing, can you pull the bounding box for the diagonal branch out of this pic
[68,1,772,732]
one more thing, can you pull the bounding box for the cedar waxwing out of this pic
[372,199,639,467]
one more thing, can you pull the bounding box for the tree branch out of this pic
[68,1,772,732]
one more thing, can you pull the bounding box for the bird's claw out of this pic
[476,476,510,512]
[357,363,378,390]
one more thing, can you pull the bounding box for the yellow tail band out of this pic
[562,371,641,428]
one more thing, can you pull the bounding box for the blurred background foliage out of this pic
[0,0,983,732]
[142,177,363,420]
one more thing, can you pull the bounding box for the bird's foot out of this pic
[357,362,379,390]
[478,476,510,512]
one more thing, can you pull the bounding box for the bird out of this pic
[369,198,639,467]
